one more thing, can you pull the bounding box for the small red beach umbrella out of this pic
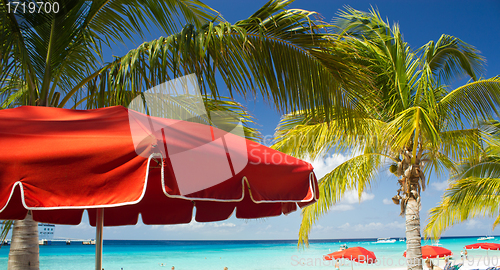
[465,242,500,257]
[324,246,377,270]
[465,243,500,250]
[403,245,452,259]
[0,106,319,270]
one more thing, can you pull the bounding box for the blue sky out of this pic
[51,0,500,241]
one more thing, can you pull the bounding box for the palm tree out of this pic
[425,120,500,239]
[1,1,217,268]
[272,7,500,270]
[0,0,374,269]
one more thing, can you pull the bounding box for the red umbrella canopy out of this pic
[324,247,377,264]
[465,243,500,250]
[0,106,319,225]
[403,245,452,259]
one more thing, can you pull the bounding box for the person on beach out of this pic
[443,257,451,270]
[464,250,468,259]
[425,258,443,270]
[335,259,340,270]
[460,250,464,260]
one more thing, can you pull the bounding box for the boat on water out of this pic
[399,238,405,242]
[83,240,96,245]
[478,236,495,241]
[432,240,442,246]
[39,223,55,239]
[375,237,396,243]
[38,223,55,245]
[2,223,55,245]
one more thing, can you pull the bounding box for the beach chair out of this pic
[449,263,462,270]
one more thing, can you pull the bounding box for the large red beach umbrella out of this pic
[0,106,319,270]
[324,246,376,270]
[403,245,453,259]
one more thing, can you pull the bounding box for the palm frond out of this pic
[421,149,457,179]
[0,0,219,107]
[69,3,374,124]
[86,0,218,43]
[203,97,262,142]
[333,6,392,45]
[387,107,441,151]
[425,171,500,239]
[419,34,485,83]
[298,153,388,247]
[437,77,500,123]
[0,220,13,247]
[272,109,387,159]
[438,129,483,162]
[482,119,500,139]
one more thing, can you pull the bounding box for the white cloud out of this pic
[212,222,236,228]
[353,222,384,231]
[314,225,324,230]
[70,223,93,231]
[310,189,374,213]
[338,223,351,230]
[341,190,375,204]
[331,204,355,212]
[386,221,405,229]
[465,219,483,230]
[431,181,449,191]
[306,153,351,179]
[383,198,393,205]
[338,221,404,231]
[152,221,239,232]
[152,220,206,231]
[312,224,334,232]
[305,152,375,203]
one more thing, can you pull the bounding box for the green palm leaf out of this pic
[425,170,500,239]
[0,0,218,107]
[298,153,389,247]
[437,77,500,122]
[419,34,485,83]
[272,109,387,160]
[66,2,374,125]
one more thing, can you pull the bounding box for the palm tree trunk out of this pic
[8,211,39,270]
[405,196,422,270]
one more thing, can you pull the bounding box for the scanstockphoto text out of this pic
[248,146,304,166]
[290,255,500,267]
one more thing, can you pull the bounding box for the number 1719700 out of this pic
[6,1,60,14]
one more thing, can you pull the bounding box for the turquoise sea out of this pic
[2,237,500,270]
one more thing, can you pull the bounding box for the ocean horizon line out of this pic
[97,235,498,243]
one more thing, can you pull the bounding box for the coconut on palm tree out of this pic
[0,0,374,269]
[272,7,500,270]
[425,120,500,239]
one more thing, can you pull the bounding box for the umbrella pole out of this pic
[95,208,104,270]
